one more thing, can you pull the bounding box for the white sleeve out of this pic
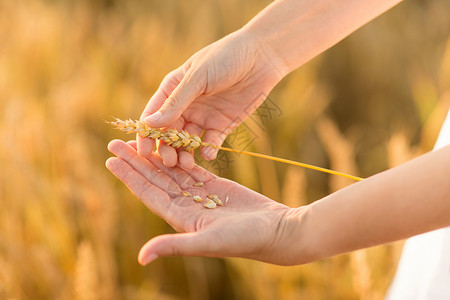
[385,109,450,300]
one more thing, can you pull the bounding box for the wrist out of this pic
[237,26,289,80]
[271,205,317,265]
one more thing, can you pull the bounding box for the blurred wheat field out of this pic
[1,0,449,299]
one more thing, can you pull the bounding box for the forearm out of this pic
[242,0,403,75]
[292,145,450,264]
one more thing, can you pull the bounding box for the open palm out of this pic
[107,139,293,265]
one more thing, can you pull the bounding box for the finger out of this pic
[138,68,183,158]
[108,139,182,196]
[145,143,217,184]
[142,140,217,187]
[105,156,171,216]
[137,134,155,160]
[140,68,184,119]
[127,140,137,150]
[146,150,197,189]
[138,231,218,265]
[150,155,217,188]
[156,119,185,168]
[200,128,230,160]
[145,69,205,128]
[187,165,217,183]
[178,151,195,170]
[177,123,202,170]
[157,142,178,168]
[119,138,198,190]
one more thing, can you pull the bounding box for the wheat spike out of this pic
[109,118,210,151]
[109,118,364,181]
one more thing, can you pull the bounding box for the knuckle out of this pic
[168,241,181,257]
[164,68,181,82]
[166,95,181,108]
[184,68,206,92]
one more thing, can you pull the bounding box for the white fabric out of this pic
[385,110,450,300]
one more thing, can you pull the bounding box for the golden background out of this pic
[0,0,449,299]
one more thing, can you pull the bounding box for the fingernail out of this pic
[202,149,217,160]
[144,112,162,124]
[141,253,158,266]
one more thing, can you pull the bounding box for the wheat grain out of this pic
[205,194,223,206]
[213,198,223,206]
[203,199,217,209]
[193,195,203,203]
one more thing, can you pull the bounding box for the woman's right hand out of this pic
[137,29,285,169]
[107,139,308,266]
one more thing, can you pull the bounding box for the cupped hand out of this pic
[138,28,284,169]
[106,139,302,265]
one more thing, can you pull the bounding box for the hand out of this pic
[138,29,284,169]
[106,139,304,265]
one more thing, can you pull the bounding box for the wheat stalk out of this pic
[109,118,364,181]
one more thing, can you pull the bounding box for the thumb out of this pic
[138,231,215,265]
[144,70,205,128]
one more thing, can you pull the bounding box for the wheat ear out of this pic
[109,118,364,181]
[108,118,210,151]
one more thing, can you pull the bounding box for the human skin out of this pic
[106,140,450,266]
[138,0,403,169]
[137,31,283,169]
